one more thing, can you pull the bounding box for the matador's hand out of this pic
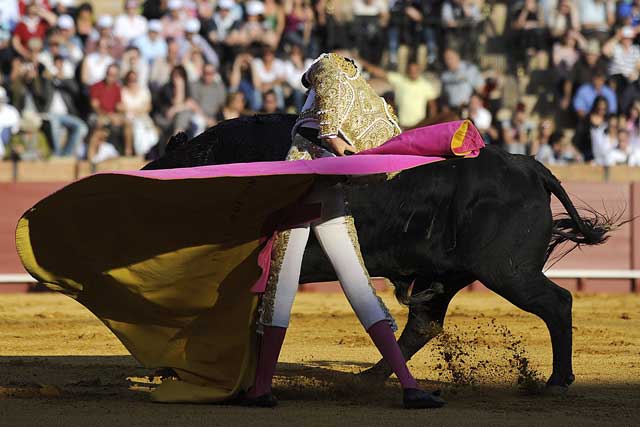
[324,136,355,156]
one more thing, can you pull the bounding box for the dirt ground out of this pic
[0,290,638,427]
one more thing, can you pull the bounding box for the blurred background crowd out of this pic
[3,0,640,166]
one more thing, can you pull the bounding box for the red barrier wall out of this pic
[0,181,637,292]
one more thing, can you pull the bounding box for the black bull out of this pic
[144,114,613,391]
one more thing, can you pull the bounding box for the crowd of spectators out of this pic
[3,0,640,167]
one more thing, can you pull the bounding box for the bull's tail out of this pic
[540,165,618,263]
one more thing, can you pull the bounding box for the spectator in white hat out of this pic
[209,0,242,47]
[86,14,125,59]
[179,17,219,67]
[133,19,168,64]
[603,26,640,95]
[162,0,188,39]
[54,14,83,65]
[114,0,148,44]
[227,1,278,48]
[0,86,20,158]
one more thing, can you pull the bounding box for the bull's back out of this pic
[143,114,298,170]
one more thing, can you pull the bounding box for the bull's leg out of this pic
[480,270,574,391]
[360,281,466,380]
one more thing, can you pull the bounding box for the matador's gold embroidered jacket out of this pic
[294,53,402,152]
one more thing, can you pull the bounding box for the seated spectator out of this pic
[501,102,533,155]
[536,131,584,164]
[562,39,608,109]
[75,2,95,46]
[134,19,167,65]
[215,91,249,122]
[121,70,157,156]
[8,110,50,161]
[440,48,485,109]
[149,37,181,90]
[577,0,615,42]
[468,93,494,142]
[360,58,438,128]
[441,0,482,61]
[251,45,286,111]
[618,0,640,29]
[208,0,242,48]
[85,15,125,60]
[54,14,84,66]
[574,95,609,159]
[114,0,148,45]
[179,18,219,67]
[153,65,198,141]
[120,46,149,88]
[512,0,548,69]
[182,48,206,83]
[553,30,586,77]
[191,63,227,128]
[0,87,20,158]
[227,1,279,49]
[388,0,440,69]
[351,0,388,65]
[0,28,13,77]
[602,26,640,95]
[549,0,581,39]
[260,89,284,114]
[11,0,57,58]
[0,0,19,31]
[162,0,188,39]
[531,117,559,158]
[38,34,75,79]
[7,54,48,114]
[89,63,131,156]
[263,0,286,42]
[283,0,315,49]
[573,70,617,118]
[42,55,88,157]
[282,43,313,111]
[81,37,115,86]
[591,115,627,165]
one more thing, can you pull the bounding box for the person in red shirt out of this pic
[12,1,57,58]
[89,63,133,156]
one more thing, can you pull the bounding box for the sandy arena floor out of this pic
[0,290,638,426]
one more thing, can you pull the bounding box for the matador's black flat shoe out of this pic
[402,388,446,409]
[237,392,278,408]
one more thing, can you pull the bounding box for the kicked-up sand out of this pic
[0,290,638,426]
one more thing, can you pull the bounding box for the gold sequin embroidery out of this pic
[296,53,401,151]
[260,229,292,326]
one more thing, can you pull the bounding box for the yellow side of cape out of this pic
[15,172,314,402]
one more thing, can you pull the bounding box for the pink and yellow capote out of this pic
[15,120,484,403]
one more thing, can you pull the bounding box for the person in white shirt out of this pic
[592,115,624,165]
[133,19,168,65]
[282,43,312,110]
[0,87,20,158]
[468,93,492,139]
[114,0,148,45]
[251,45,286,110]
[81,37,115,86]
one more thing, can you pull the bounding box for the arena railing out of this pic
[1,271,639,292]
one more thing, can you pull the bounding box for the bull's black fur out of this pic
[143,114,616,391]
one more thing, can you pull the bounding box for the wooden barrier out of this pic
[1,177,639,293]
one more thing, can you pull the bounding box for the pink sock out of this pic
[367,320,419,390]
[248,326,287,397]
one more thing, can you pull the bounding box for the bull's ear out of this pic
[165,131,189,153]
